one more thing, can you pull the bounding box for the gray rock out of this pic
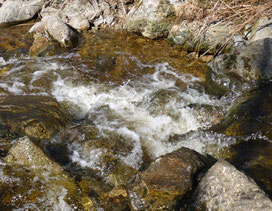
[168,21,233,54]
[4,136,63,174]
[29,16,79,47]
[127,147,206,210]
[192,160,272,211]
[62,0,100,29]
[0,0,44,28]
[249,17,272,42]
[40,0,102,30]
[205,38,272,96]
[125,0,175,39]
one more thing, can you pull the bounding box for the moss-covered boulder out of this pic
[127,147,206,210]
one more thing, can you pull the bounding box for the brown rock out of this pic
[127,147,206,210]
[0,95,68,140]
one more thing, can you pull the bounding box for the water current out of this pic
[1,25,272,209]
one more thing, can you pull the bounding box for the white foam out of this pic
[117,127,142,169]
[52,188,73,211]
[0,81,25,94]
[0,57,6,65]
[71,145,105,171]
[52,61,223,161]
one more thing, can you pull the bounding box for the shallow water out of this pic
[1,26,272,209]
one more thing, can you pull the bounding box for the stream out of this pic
[1,25,272,209]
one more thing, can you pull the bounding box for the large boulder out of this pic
[0,0,44,28]
[125,0,175,39]
[29,15,79,48]
[205,38,272,96]
[191,160,272,210]
[0,95,68,140]
[127,147,206,210]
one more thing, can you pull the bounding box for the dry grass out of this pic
[182,0,272,26]
[177,0,272,57]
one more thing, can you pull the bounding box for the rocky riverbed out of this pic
[1,0,272,210]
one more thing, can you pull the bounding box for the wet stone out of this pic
[205,38,272,96]
[127,147,206,210]
[0,95,69,140]
[4,136,63,174]
[0,136,94,210]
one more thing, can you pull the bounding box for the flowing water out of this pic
[1,25,272,209]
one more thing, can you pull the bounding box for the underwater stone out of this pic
[4,136,63,174]
[0,95,68,140]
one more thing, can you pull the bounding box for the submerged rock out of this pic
[4,136,63,174]
[0,136,94,210]
[205,38,272,96]
[191,160,272,211]
[127,147,206,210]
[125,0,175,39]
[0,95,68,140]
[0,0,44,28]
[65,122,138,187]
